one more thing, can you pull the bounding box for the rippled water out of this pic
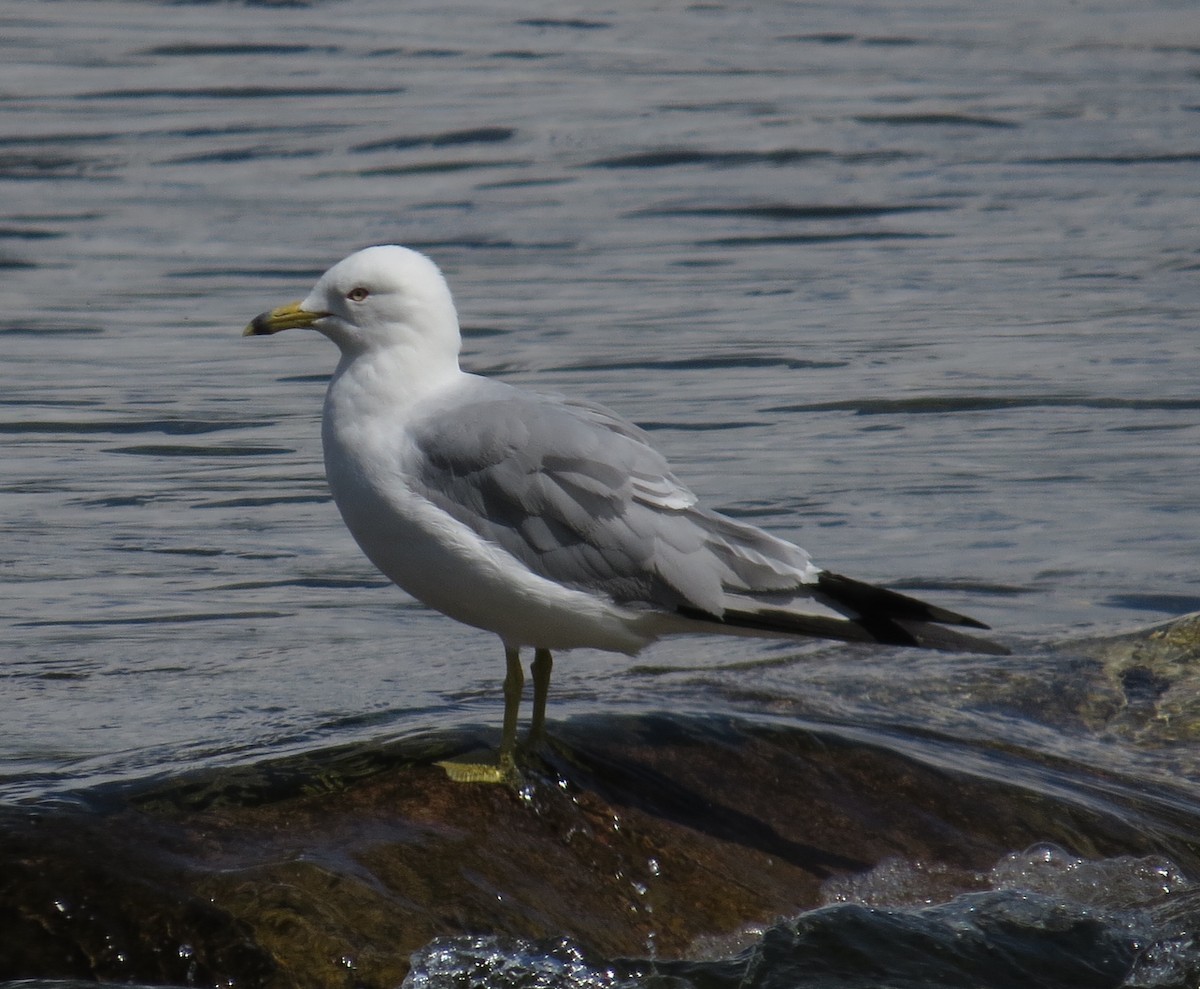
[3,0,1200,984]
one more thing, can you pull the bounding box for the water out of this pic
[2,0,1200,984]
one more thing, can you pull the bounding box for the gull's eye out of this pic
[347,287,370,302]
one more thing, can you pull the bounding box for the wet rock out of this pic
[1,712,1193,988]
[0,805,276,985]
[1053,611,1200,744]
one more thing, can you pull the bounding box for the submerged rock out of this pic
[403,885,1174,989]
[1053,611,1200,745]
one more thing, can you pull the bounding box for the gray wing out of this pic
[405,379,817,617]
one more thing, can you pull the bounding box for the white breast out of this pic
[320,362,656,654]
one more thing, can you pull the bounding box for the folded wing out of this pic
[407,378,1005,655]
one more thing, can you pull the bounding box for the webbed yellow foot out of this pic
[436,645,553,784]
[435,749,518,784]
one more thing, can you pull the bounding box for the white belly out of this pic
[322,411,655,654]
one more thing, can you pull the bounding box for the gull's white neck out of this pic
[325,340,463,428]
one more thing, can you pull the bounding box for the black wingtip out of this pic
[891,618,1011,656]
[677,599,1010,656]
[812,570,1008,655]
[816,571,989,628]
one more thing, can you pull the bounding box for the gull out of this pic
[245,245,1005,780]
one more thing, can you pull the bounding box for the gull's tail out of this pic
[680,570,1010,656]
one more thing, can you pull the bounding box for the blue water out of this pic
[3,0,1200,983]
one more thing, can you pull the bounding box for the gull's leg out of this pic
[498,644,524,777]
[437,644,524,784]
[528,647,553,747]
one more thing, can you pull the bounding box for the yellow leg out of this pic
[528,647,553,746]
[436,645,524,784]
[498,644,524,776]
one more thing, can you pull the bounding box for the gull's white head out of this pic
[246,245,462,368]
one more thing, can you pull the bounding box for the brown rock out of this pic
[2,711,1190,987]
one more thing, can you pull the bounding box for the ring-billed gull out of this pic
[245,245,1005,780]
